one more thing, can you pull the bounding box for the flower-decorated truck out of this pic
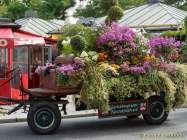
[1,23,187,135]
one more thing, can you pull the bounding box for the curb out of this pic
[0,113,97,124]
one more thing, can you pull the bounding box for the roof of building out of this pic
[0,18,21,29]
[95,2,187,29]
[50,19,65,26]
[15,17,62,37]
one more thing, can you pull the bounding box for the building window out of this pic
[0,48,8,79]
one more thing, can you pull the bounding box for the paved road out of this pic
[0,109,187,140]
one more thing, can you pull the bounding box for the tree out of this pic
[24,0,75,19]
[0,5,6,17]
[0,0,75,20]
[76,0,102,18]
[106,0,124,23]
[119,0,146,9]
[164,0,184,5]
[4,1,28,20]
[180,1,187,11]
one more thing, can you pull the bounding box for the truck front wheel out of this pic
[27,101,61,135]
[143,96,169,125]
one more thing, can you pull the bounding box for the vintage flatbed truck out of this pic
[0,67,169,135]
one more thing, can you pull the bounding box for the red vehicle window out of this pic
[12,47,28,87]
[13,47,28,73]
[0,48,8,79]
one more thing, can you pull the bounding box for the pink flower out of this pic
[130,66,146,74]
[120,62,129,72]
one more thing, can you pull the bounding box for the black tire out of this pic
[27,101,61,135]
[143,96,169,125]
[127,114,140,119]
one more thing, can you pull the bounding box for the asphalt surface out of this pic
[0,109,187,140]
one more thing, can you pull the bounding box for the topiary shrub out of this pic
[107,6,124,22]
[70,35,86,52]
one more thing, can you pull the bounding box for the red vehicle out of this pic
[0,18,56,101]
[0,19,169,135]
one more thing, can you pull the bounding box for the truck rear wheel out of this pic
[143,96,168,125]
[27,101,61,135]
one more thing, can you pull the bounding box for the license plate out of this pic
[99,100,147,117]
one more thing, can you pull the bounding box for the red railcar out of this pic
[0,18,56,102]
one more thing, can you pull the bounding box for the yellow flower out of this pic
[99,63,110,69]
[144,55,155,62]
[111,64,120,70]
[133,57,139,64]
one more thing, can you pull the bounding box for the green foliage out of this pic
[0,5,6,17]
[57,39,74,55]
[70,35,86,52]
[161,30,186,42]
[107,6,124,22]
[61,43,74,55]
[38,0,75,19]
[56,73,69,86]
[162,30,185,37]
[120,0,146,9]
[3,1,28,20]
[79,62,187,111]
[180,2,187,11]
[76,0,101,18]
[179,45,187,63]
[104,70,170,101]
[99,0,119,14]
[62,24,87,37]
[56,72,82,87]
[80,62,109,111]
[0,0,75,20]
[61,24,97,51]
[170,64,187,107]
[164,0,184,6]
[185,16,187,33]
[57,39,63,51]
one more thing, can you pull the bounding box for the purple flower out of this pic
[159,61,176,75]
[35,63,55,74]
[97,22,136,46]
[149,36,182,59]
[143,61,153,71]
[57,64,75,75]
[130,66,146,74]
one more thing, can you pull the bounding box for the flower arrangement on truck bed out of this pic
[36,23,187,111]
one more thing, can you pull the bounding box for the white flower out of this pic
[80,51,89,58]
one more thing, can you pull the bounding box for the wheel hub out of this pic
[150,101,164,120]
[34,108,55,129]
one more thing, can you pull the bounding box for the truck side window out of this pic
[0,48,8,79]
[12,47,28,87]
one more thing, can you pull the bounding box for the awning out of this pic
[13,30,45,46]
